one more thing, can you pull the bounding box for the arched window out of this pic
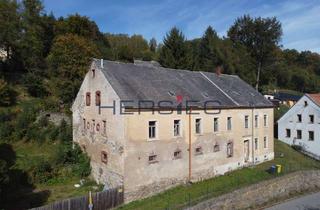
[86,92,91,106]
[95,91,101,106]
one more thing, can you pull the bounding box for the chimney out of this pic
[215,66,222,76]
[100,59,104,68]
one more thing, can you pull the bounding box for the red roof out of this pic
[307,94,320,106]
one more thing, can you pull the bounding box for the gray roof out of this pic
[94,59,273,109]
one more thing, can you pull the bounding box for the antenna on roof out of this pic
[100,59,104,68]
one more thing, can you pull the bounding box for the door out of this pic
[244,140,250,162]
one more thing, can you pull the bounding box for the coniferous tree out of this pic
[159,27,191,69]
[198,26,223,72]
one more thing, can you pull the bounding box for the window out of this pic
[83,118,86,129]
[195,118,201,134]
[227,142,233,157]
[264,136,267,148]
[148,154,158,164]
[254,138,258,150]
[304,101,308,106]
[264,114,267,127]
[173,150,182,159]
[286,129,291,137]
[214,117,219,132]
[174,120,181,136]
[227,117,232,131]
[103,120,106,134]
[254,115,258,128]
[101,151,108,164]
[309,131,314,141]
[92,69,95,77]
[92,119,95,132]
[297,114,302,122]
[213,143,220,152]
[96,123,100,132]
[149,121,156,139]
[297,130,302,139]
[95,91,101,106]
[245,115,249,128]
[195,146,203,155]
[86,92,91,106]
[309,115,314,123]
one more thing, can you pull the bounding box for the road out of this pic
[266,192,320,210]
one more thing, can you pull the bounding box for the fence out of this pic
[30,187,123,210]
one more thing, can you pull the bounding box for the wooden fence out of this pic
[30,187,124,210]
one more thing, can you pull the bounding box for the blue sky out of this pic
[43,0,320,53]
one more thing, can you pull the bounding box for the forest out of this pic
[0,0,320,208]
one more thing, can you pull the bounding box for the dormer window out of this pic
[304,101,308,106]
[86,92,91,106]
[92,69,95,77]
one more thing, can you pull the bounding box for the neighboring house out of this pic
[278,94,320,159]
[72,59,274,202]
[264,94,280,107]
[274,92,301,107]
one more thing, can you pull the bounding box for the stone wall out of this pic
[187,170,320,210]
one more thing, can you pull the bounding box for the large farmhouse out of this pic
[72,59,274,201]
[278,94,320,159]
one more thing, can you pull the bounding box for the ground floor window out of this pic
[227,142,233,157]
[297,130,302,139]
[309,131,314,141]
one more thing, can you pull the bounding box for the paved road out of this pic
[266,192,320,210]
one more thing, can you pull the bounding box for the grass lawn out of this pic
[117,140,320,210]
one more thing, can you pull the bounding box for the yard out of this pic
[117,140,320,210]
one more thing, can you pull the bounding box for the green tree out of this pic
[0,79,17,106]
[20,0,46,70]
[198,26,223,71]
[149,38,157,52]
[47,34,100,104]
[159,27,191,69]
[0,0,21,63]
[228,15,282,90]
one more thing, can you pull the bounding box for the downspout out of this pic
[188,107,192,182]
[251,104,255,164]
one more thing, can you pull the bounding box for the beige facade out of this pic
[72,61,274,202]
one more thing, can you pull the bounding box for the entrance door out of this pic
[244,140,250,162]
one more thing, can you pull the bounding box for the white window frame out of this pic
[263,114,268,127]
[245,115,249,129]
[148,120,157,140]
[214,117,219,132]
[254,115,258,128]
[173,119,181,137]
[195,118,202,134]
[227,117,232,131]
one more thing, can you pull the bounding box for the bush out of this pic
[23,73,48,98]
[0,79,17,106]
[30,160,54,183]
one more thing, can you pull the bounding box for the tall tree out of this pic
[20,0,46,70]
[0,0,21,63]
[47,34,100,104]
[149,38,157,52]
[198,26,223,71]
[228,15,282,90]
[159,27,191,69]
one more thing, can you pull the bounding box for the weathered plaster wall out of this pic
[72,62,125,188]
[124,108,274,202]
[187,170,320,210]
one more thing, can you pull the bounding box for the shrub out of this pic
[0,79,17,106]
[30,160,54,183]
[23,73,48,98]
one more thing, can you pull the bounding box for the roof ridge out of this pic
[199,71,240,106]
